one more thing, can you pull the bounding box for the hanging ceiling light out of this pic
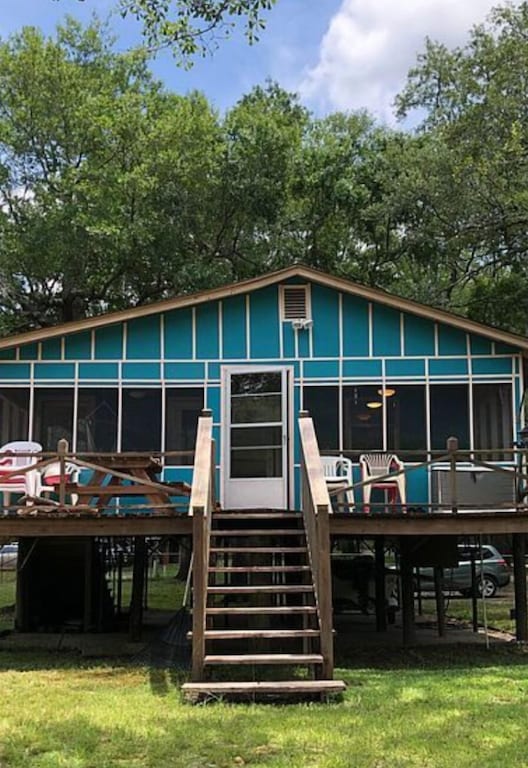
[377,388,396,397]
[366,401,383,409]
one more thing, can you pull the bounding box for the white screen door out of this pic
[222,366,290,509]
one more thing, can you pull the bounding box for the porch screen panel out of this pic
[387,385,426,460]
[77,389,118,452]
[473,383,513,460]
[430,384,469,450]
[0,389,29,445]
[165,388,204,465]
[343,385,383,459]
[303,386,338,451]
[230,372,282,478]
[122,389,162,452]
[33,388,74,450]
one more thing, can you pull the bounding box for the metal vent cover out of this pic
[282,286,309,320]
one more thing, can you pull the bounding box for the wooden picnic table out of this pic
[53,455,191,512]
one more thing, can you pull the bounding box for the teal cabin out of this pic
[0,265,526,512]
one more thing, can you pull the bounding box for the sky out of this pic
[0,0,503,122]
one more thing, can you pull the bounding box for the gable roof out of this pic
[1,265,527,351]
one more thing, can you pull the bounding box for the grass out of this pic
[0,571,16,633]
[1,647,528,767]
[418,590,516,634]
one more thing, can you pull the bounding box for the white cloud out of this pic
[300,0,498,122]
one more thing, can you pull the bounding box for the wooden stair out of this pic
[182,508,345,702]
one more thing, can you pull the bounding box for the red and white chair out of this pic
[0,441,42,508]
[359,453,406,514]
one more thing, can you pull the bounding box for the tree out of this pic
[395,2,528,332]
[0,18,222,331]
[53,0,277,64]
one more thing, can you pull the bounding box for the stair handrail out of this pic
[190,410,215,681]
[298,412,334,679]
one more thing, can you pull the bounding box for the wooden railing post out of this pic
[189,411,214,682]
[447,436,459,514]
[315,502,333,679]
[298,413,334,679]
[192,506,206,680]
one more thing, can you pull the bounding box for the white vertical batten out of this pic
[381,358,387,451]
[368,303,373,357]
[72,368,79,452]
[400,313,405,357]
[37,342,42,361]
[117,361,123,452]
[218,301,223,359]
[160,314,166,463]
[467,333,474,452]
[60,337,66,361]
[425,357,432,504]
[191,307,197,360]
[246,295,251,359]
[434,323,439,356]
[338,293,344,453]
[122,322,128,360]
[90,330,95,360]
[28,363,35,441]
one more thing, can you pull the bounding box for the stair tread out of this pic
[208,585,313,594]
[200,629,320,639]
[208,565,310,573]
[182,680,346,694]
[212,529,305,536]
[204,653,324,665]
[206,606,317,614]
[210,547,307,553]
[214,513,300,520]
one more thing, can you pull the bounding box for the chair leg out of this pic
[397,477,407,513]
[363,482,371,514]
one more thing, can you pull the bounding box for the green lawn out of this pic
[1,647,528,767]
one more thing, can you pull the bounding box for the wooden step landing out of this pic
[204,653,323,665]
[194,629,320,640]
[210,547,307,554]
[206,606,317,615]
[209,565,310,573]
[211,529,305,537]
[182,679,346,701]
[208,584,313,594]
[214,513,300,520]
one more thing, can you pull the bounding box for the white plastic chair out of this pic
[0,441,43,508]
[320,456,355,512]
[38,461,81,504]
[359,453,406,514]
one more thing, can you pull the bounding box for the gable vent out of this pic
[281,285,310,321]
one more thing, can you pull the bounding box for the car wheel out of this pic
[478,575,497,598]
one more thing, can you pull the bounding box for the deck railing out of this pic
[321,439,528,514]
[189,410,216,682]
[0,445,195,516]
[298,413,334,679]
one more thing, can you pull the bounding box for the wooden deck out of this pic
[1,508,528,537]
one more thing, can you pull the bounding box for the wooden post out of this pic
[375,536,387,632]
[57,438,68,507]
[433,565,445,637]
[316,503,334,679]
[191,507,206,681]
[400,537,416,647]
[470,550,479,633]
[129,536,146,641]
[83,539,93,632]
[447,437,459,514]
[15,537,32,631]
[513,533,528,642]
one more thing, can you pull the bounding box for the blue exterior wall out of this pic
[0,279,523,510]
